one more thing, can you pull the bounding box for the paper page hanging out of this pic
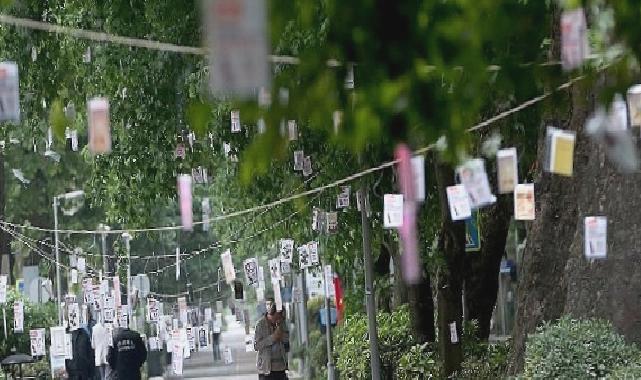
[308,241,320,266]
[0,62,20,122]
[324,265,335,297]
[204,0,270,98]
[272,281,283,312]
[496,148,518,194]
[561,8,589,71]
[147,298,159,323]
[302,156,313,177]
[584,216,607,260]
[446,185,472,221]
[326,212,338,234]
[269,258,281,282]
[383,194,404,228]
[280,239,294,263]
[230,110,241,132]
[288,120,298,141]
[298,245,310,269]
[0,275,7,303]
[202,198,211,231]
[627,85,641,128]
[280,260,291,275]
[243,258,259,288]
[336,186,350,209]
[456,159,496,208]
[514,184,535,220]
[87,97,111,154]
[293,150,304,171]
[50,326,66,356]
[177,174,193,230]
[546,127,576,176]
[13,300,23,332]
[411,155,426,202]
[30,328,46,356]
[68,303,80,331]
[221,249,236,284]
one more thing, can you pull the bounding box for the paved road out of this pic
[165,314,257,380]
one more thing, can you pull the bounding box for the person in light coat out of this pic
[254,302,289,380]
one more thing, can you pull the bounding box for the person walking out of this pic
[211,317,222,361]
[254,302,289,380]
[66,323,96,380]
[107,324,147,380]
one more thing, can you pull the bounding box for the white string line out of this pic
[0,66,595,236]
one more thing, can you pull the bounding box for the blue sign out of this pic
[465,211,481,252]
[319,307,337,327]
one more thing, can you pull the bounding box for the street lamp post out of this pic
[53,190,84,325]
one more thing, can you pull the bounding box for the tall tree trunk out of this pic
[390,238,408,309]
[0,151,12,282]
[507,78,588,374]
[408,274,435,343]
[464,194,512,340]
[434,159,465,376]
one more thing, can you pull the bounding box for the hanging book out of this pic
[514,184,535,220]
[546,127,576,176]
[230,110,241,133]
[302,156,313,177]
[561,8,589,71]
[627,85,641,128]
[221,249,236,284]
[177,174,193,230]
[496,148,518,194]
[280,239,294,263]
[269,258,281,282]
[383,194,404,228]
[243,258,260,287]
[446,185,472,221]
[326,212,338,234]
[293,150,304,171]
[0,62,20,122]
[288,120,298,141]
[456,159,496,209]
[87,97,111,154]
[584,216,607,259]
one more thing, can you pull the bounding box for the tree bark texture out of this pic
[408,274,436,343]
[433,159,465,376]
[464,194,512,340]
[0,151,12,282]
[389,236,408,309]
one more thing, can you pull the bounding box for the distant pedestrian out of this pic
[107,324,147,380]
[66,324,95,380]
[212,317,222,361]
[254,301,289,380]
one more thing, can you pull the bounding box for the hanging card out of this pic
[0,62,20,122]
[50,326,66,356]
[205,0,270,98]
[0,275,7,303]
[280,239,294,263]
[449,322,459,344]
[272,281,283,312]
[222,249,236,284]
[584,216,607,259]
[77,257,86,273]
[177,174,193,230]
[336,186,350,209]
[147,298,159,322]
[383,194,404,228]
[446,185,472,221]
[497,148,518,194]
[13,300,23,332]
[202,198,211,231]
[70,269,78,285]
[561,8,589,71]
[456,159,496,209]
[298,245,310,269]
[308,241,320,266]
[514,184,535,220]
[30,328,46,356]
[118,306,128,328]
[257,118,266,134]
[175,144,186,159]
[302,156,313,177]
[324,265,335,298]
[87,97,111,154]
[411,155,426,202]
[280,260,291,275]
[269,259,281,282]
[312,208,326,231]
[288,120,298,141]
[243,258,260,287]
[293,150,304,171]
[345,63,355,89]
[245,335,254,353]
[326,212,338,234]
[205,308,212,322]
[230,110,241,132]
[103,297,115,323]
[68,303,80,331]
[547,127,576,176]
[627,85,641,128]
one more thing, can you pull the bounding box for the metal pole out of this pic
[322,249,335,380]
[53,196,62,325]
[358,189,382,380]
[100,225,108,276]
[123,233,132,325]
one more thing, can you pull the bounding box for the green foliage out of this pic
[523,317,640,379]
[396,343,442,380]
[608,361,641,379]
[454,340,510,380]
[0,289,57,359]
[334,305,416,380]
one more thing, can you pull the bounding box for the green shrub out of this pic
[608,362,641,379]
[523,317,639,379]
[454,340,510,379]
[396,343,442,380]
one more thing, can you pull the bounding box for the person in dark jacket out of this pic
[66,325,96,380]
[107,327,147,380]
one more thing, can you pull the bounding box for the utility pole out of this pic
[358,188,382,380]
[322,239,336,380]
[53,196,62,325]
[122,233,132,324]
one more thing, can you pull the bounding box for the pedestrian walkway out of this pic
[165,314,256,380]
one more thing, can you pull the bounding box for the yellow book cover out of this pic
[551,132,575,176]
